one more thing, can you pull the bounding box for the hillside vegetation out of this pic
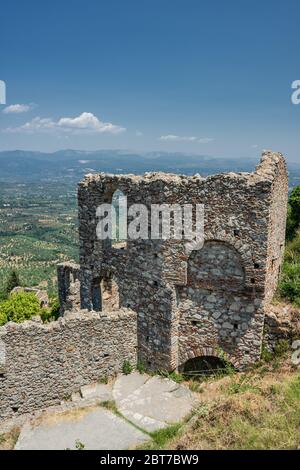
[152,355,300,450]
[278,185,300,306]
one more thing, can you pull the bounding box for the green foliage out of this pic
[136,360,146,374]
[278,185,300,306]
[0,291,41,324]
[274,339,290,356]
[226,374,260,395]
[279,259,300,306]
[98,375,108,384]
[261,344,274,363]
[75,439,85,450]
[122,360,133,375]
[158,370,184,383]
[0,291,61,325]
[188,381,204,393]
[289,186,300,226]
[5,270,20,295]
[100,400,118,412]
[261,340,290,367]
[286,186,300,240]
[0,180,79,299]
[143,423,182,450]
[39,296,60,323]
[0,310,8,326]
[0,289,7,302]
[214,347,236,376]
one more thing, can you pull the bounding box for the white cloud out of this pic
[2,103,32,114]
[160,134,197,142]
[197,137,214,144]
[57,112,124,134]
[3,112,126,135]
[251,144,259,149]
[159,134,214,143]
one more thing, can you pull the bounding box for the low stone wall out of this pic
[0,309,137,424]
[264,304,300,351]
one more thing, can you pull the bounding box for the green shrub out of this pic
[286,186,300,240]
[0,291,41,324]
[49,297,60,318]
[261,344,274,363]
[136,361,145,374]
[122,360,133,375]
[39,297,60,323]
[0,310,8,326]
[5,270,20,296]
[158,370,184,383]
[274,339,290,356]
[279,261,300,305]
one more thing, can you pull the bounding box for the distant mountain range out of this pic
[0,150,299,187]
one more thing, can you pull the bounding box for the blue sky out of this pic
[0,0,299,161]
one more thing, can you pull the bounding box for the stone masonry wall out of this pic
[176,241,264,368]
[59,151,288,371]
[0,309,137,424]
[264,304,300,351]
[264,156,288,302]
[57,262,81,314]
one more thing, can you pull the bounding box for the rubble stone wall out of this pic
[0,309,137,423]
[59,151,288,370]
[264,304,300,351]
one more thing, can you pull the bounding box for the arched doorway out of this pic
[179,355,234,378]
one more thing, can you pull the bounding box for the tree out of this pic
[0,291,41,324]
[5,270,20,295]
[286,186,300,240]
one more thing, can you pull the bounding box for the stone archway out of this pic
[178,346,239,372]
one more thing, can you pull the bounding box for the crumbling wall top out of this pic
[0,308,136,336]
[78,151,287,188]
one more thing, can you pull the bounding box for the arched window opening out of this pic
[112,189,127,249]
[101,276,120,311]
[91,275,120,312]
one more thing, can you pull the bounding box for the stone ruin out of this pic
[58,150,288,371]
[0,151,289,424]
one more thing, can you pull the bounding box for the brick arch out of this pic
[179,346,239,369]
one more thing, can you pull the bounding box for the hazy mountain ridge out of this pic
[0,150,299,185]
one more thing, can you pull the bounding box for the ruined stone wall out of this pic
[0,309,137,423]
[57,262,81,314]
[59,151,288,370]
[176,242,264,368]
[264,304,300,351]
[263,156,288,301]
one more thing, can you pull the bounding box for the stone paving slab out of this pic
[14,373,197,449]
[80,382,113,401]
[113,372,149,401]
[115,375,196,432]
[15,407,148,450]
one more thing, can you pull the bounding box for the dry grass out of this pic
[0,427,20,450]
[33,405,99,427]
[164,359,300,450]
